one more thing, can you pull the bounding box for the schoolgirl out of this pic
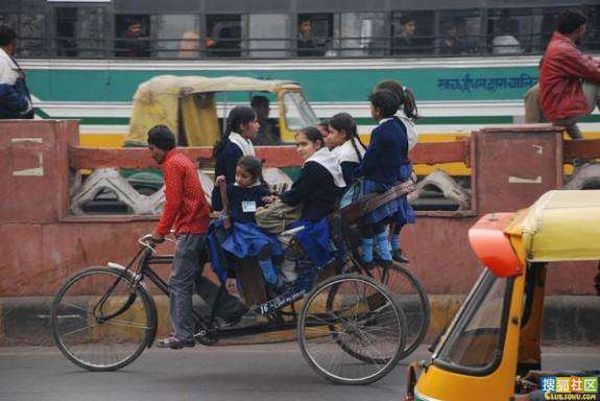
[280,127,346,291]
[211,106,259,206]
[328,112,366,186]
[373,80,418,262]
[213,156,284,291]
[356,89,412,267]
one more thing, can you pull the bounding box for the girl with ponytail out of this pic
[373,80,418,263]
[211,106,259,207]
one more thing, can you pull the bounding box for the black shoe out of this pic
[156,335,195,349]
[392,249,410,263]
[219,306,250,328]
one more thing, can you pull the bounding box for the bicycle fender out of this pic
[105,263,159,348]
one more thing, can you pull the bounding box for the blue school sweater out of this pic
[212,183,271,224]
[358,117,409,185]
[280,162,343,222]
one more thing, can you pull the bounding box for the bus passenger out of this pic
[357,90,412,267]
[280,127,346,291]
[212,156,285,292]
[327,112,366,186]
[211,106,259,206]
[374,80,418,263]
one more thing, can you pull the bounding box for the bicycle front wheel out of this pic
[51,267,156,371]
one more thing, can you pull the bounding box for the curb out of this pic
[0,295,598,347]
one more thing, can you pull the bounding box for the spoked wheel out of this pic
[364,261,430,359]
[298,274,406,385]
[51,267,156,371]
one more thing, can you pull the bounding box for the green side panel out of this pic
[27,66,539,103]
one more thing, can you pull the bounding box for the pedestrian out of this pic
[0,25,33,119]
[147,125,247,349]
[540,9,600,139]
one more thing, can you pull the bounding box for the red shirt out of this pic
[540,32,600,121]
[155,149,210,236]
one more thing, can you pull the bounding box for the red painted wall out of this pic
[0,121,596,297]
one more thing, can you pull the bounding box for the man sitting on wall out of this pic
[540,9,600,139]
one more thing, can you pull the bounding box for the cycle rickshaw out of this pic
[51,181,429,385]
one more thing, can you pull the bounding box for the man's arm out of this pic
[154,162,184,239]
[560,47,600,83]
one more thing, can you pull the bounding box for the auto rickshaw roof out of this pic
[133,75,299,98]
[504,190,600,262]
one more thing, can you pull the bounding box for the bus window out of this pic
[297,13,332,57]
[437,10,481,56]
[54,7,106,58]
[391,11,434,56]
[153,15,199,59]
[488,9,530,55]
[583,5,600,51]
[245,14,290,58]
[336,12,387,57]
[2,10,45,58]
[206,14,241,58]
[115,14,151,58]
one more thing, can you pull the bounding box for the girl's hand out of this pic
[261,195,278,205]
[215,175,226,186]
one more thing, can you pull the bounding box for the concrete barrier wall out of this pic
[0,120,597,297]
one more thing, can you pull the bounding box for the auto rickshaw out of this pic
[124,75,319,147]
[406,190,600,401]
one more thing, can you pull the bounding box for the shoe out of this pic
[219,306,250,328]
[392,249,410,263]
[156,335,195,349]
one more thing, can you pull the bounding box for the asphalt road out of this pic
[0,344,598,401]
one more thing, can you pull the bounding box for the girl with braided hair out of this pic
[328,112,366,186]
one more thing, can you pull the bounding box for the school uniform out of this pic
[211,132,255,206]
[212,182,282,261]
[280,147,346,222]
[281,148,346,291]
[332,137,366,186]
[396,109,419,151]
[358,117,412,225]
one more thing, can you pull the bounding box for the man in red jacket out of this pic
[148,125,247,349]
[540,9,600,139]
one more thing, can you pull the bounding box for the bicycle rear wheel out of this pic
[298,274,406,385]
[51,267,156,371]
[366,262,430,358]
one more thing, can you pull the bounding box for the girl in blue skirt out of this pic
[373,80,418,263]
[212,156,285,291]
[280,127,346,291]
[357,89,411,267]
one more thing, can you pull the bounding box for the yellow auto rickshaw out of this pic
[407,190,600,401]
[124,75,320,147]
